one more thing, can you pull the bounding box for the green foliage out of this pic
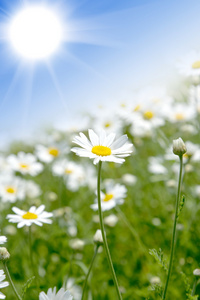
[0,85,200,299]
[149,248,168,273]
[181,272,198,300]
[177,195,185,219]
[21,276,35,299]
[151,283,163,298]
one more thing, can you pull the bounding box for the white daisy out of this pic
[71,129,133,165]
[0,175,26,203]
[35,145,60,163]
[0,236,7,245]
[7,152,43,176]
[52,159,87,191]
[176,50,200,77]
[25,180,41,198]
[0,155,13,176]
[91,181,127,211]
[7,205,53,228]
[163,102,196,123]
[66,278,82,300]
[148,157,168,175]
[39,287,73,300]
[92,109,123,135]
[0,270,9,299]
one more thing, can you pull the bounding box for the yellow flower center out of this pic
[120,103,126,108]
[22,212,38,219]
[91,146,111,156]
[143,111,154,120]
[104,122,111,128]
[65,169,73,174]
[48,147,59,157]
[133,104,141,112]
[6,186,16,194]
[192,61,200,69]
[20,163,29,169]
[103,194,113,202]
[175,113,184,120]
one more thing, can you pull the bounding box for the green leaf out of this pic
[177,195,185,218]
[149,248,168,273]
[151,283,163,297]
[21,276,35,299]
[180,272,198,300]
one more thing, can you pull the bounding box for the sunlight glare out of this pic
[9,6,63,60]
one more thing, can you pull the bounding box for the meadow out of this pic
[0,74,200,299]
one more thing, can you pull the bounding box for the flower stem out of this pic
[97,161,122,300]
[3,262,22,300]
[81,245,99,300]
[162,155,183,300]
[28,226,38,289]
[191,277,198,296]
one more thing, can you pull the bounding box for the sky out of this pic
[0,0,200,145]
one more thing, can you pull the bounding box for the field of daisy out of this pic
[0,63,200,299]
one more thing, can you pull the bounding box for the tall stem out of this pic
[162,156,183,299]
[28,226,39,289]
[3,262,22,300]
[81,245,99,300]
[97,161,122,300]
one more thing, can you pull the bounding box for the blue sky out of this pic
[0,0,200,144]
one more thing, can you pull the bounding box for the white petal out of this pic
[12,207,25,215]
[88,129,99,146]
[35,205,45,215]
[111,135,128,149]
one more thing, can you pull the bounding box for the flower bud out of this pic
[173,138,187,156]
[69,238,85,251]
[193,268,200,276]
[93,229,103,245]
[0,247,10,261]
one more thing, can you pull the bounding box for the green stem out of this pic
[191,277,197,296]
[81,245,99,300]
[162,155,183,300]
[97,161,122,300]
[3,262,22,300]
[28,226,38,289]
[115,206,147,255]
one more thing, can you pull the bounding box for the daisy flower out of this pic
[25,180,41,198]
[162,102,196,123]
[39,287,73,300]
[7,205,53,228]
[52,159,86,191]
[35,145,60,163]
[92,108,123,135]
[0,236,7,245]
[7,152,43,176]
[148,157,168,175]
[176,50,200,77]
[0,175,25,203]
[66,278,82,300]
[0,270,9,299]
[71,129,133,165]
[91,181,127,211]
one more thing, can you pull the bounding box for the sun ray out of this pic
[45,61,71,114]
[60,49,108,81]
[20,66,35,134]
[0,62,25,112]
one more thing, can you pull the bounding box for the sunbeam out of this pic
[45,61,71,113]
[0,62,25,111]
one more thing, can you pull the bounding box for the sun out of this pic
[9,5,63,60]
